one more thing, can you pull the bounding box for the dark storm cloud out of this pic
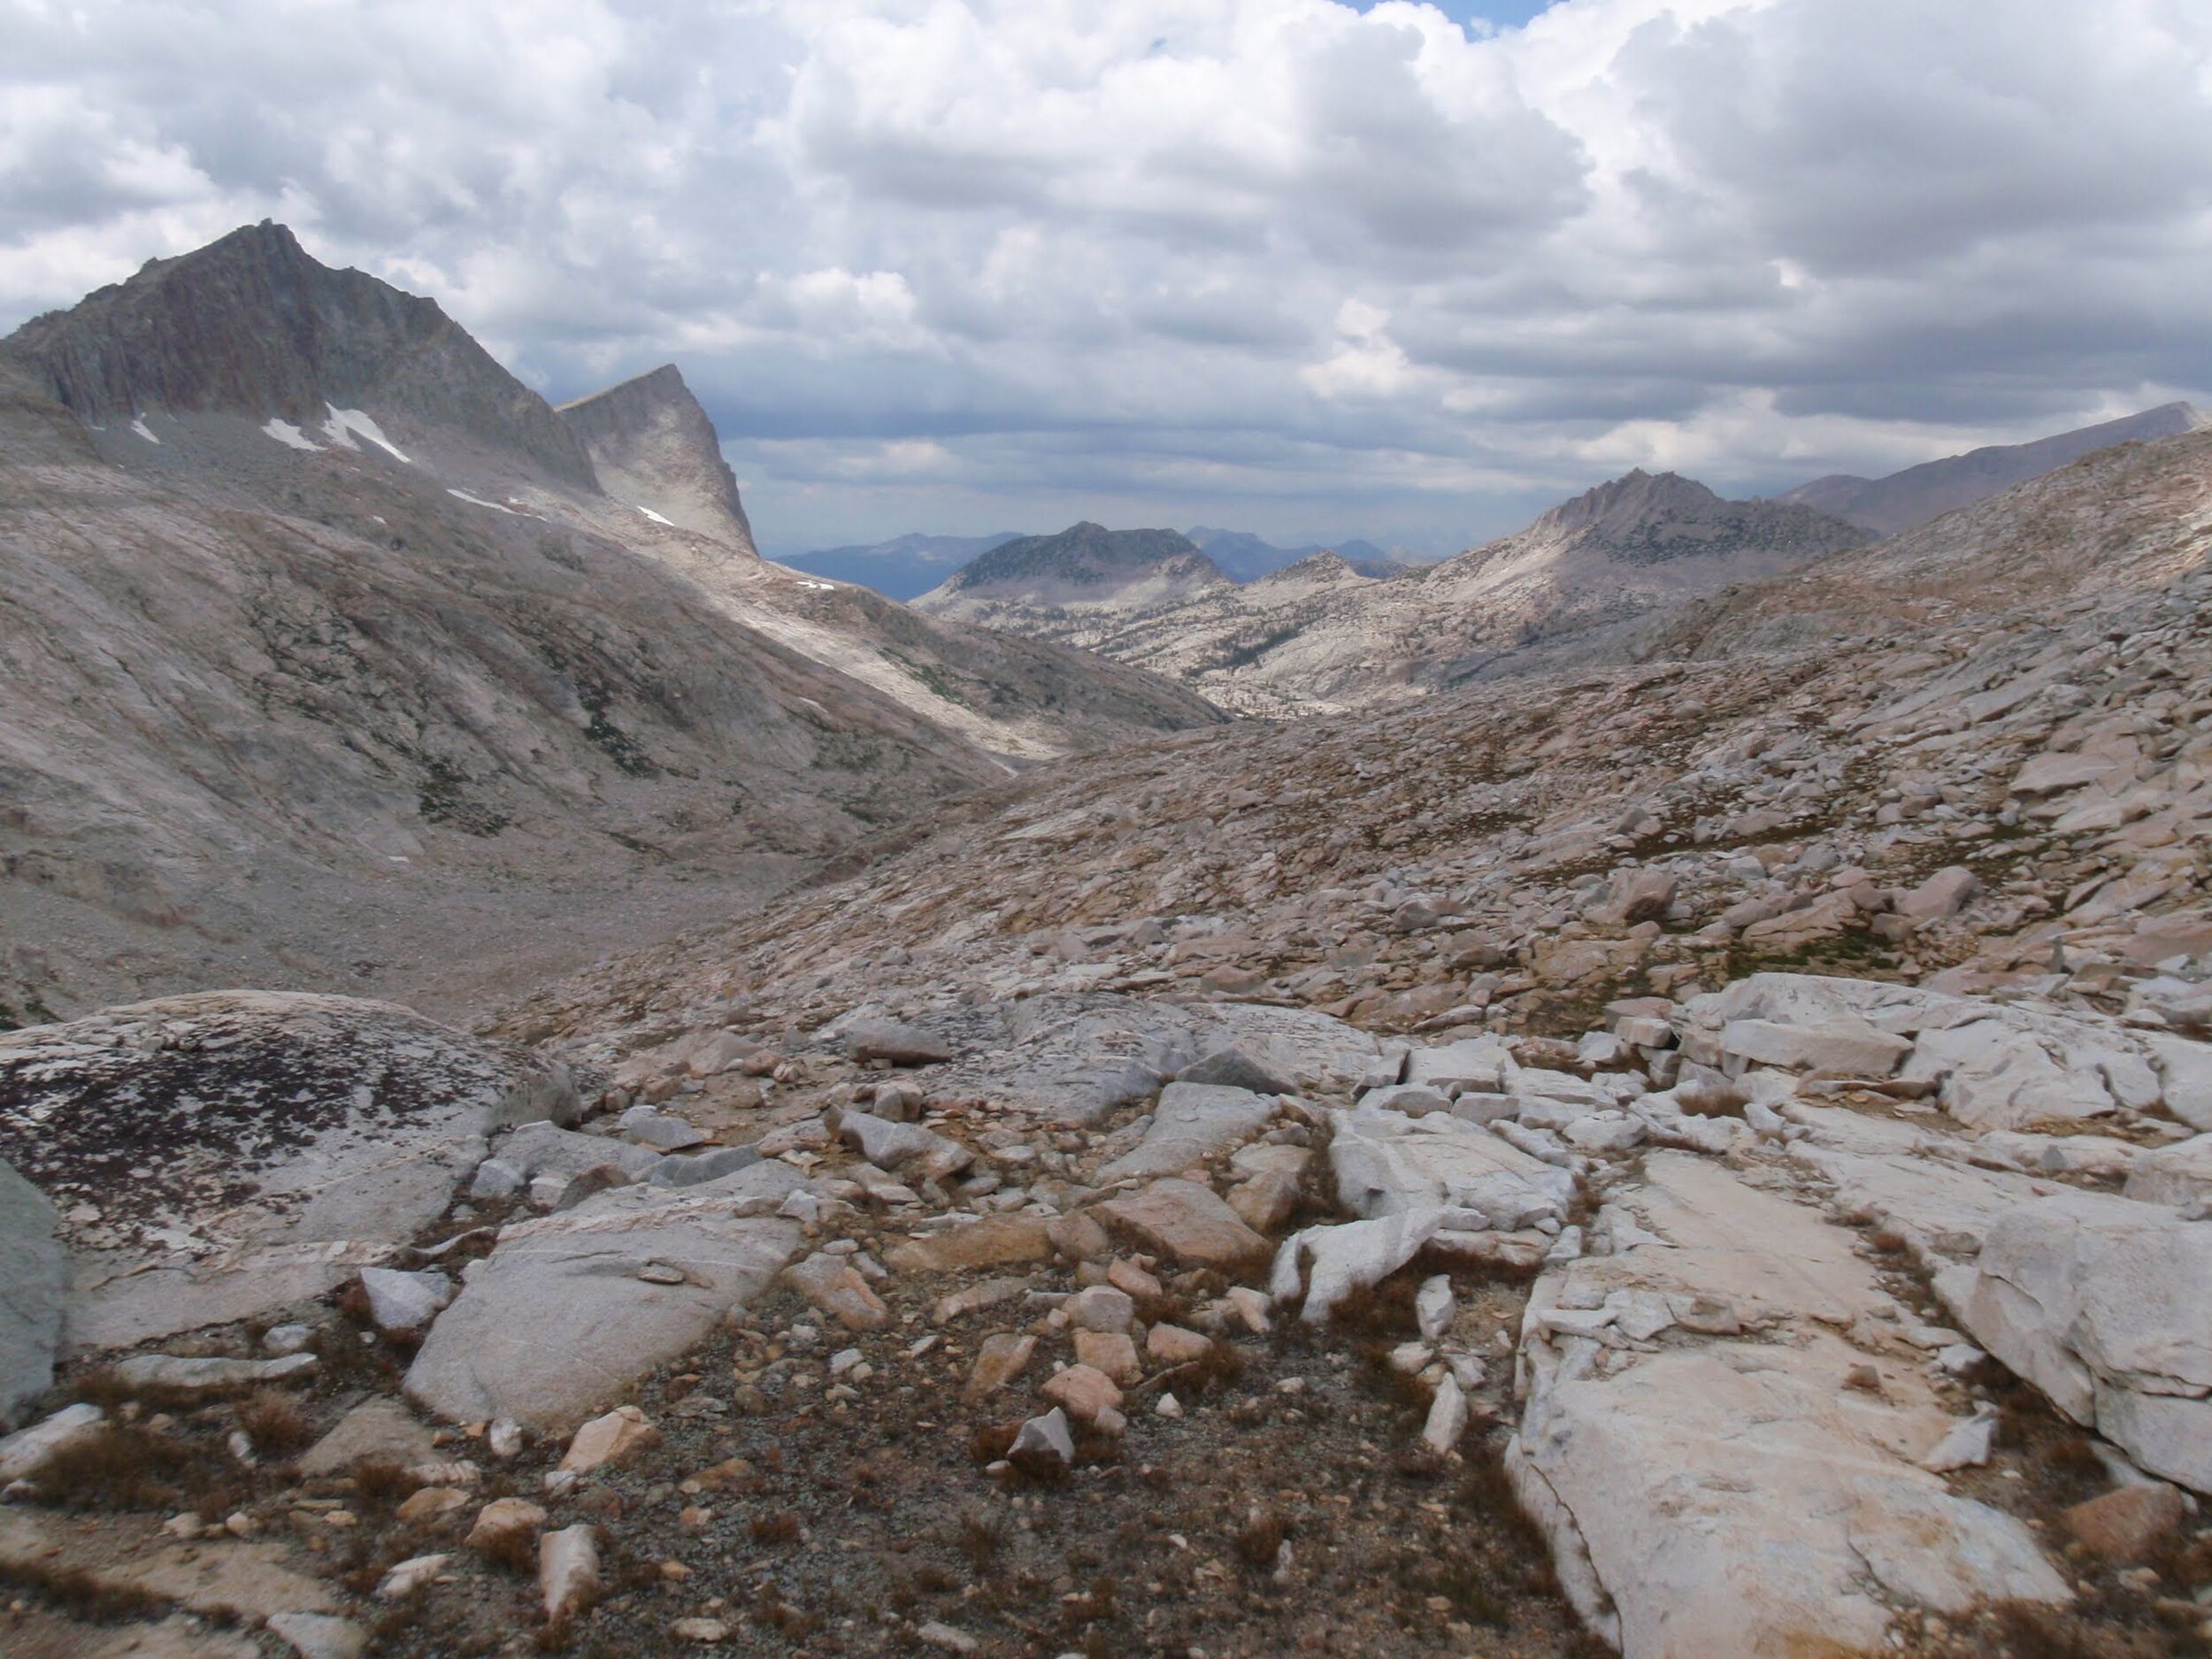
[2,0,2208,548]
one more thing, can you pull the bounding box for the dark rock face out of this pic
[0,1158,63,1425]
[944,523,1228,596]
[1519,470,1870,568]
[557,364,756,552]
[2,221,596,488]
[0,991,576,1259]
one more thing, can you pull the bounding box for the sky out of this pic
[4,1,2209,557]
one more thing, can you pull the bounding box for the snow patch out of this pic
[798,580,837,591]
[447,488,518,515]
[321,405,411,463]
[637,505,675,526]
[263,419,321,452]
[129,416,160,445]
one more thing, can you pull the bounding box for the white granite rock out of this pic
[406,1162,803,1429]
[1956,1189,2212,1493]
[1097,1082,1275,1181]
[1509,1154,2069,1655]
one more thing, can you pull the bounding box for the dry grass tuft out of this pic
[0,1558,172,1622]
[967,1421,1018,1466]
[953,1506,1005,1571]
[749,1509,802,1545]
[1676,1078,1747,1118]
[1233,1509,1290,1569]
[237,1389,314,1455]
[352,1456,418,1509]
[475,1525,538,1575]
[32,1423,206,1511]
[1992,1602,2170,1659]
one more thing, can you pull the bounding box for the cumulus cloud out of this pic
[2,0,2208,551]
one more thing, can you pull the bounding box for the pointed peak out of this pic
[557,361,754,554]
[2,221,597,488]
[558,362,693,414]
[1536,468,1721,535]
[1265,549,1359,580]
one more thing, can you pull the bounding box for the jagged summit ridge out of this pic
[1502,467,1868,567]
[1,220,597,488]
[557,363,757,554]
[1535,467,1721,534]
[1782,402,2211,535]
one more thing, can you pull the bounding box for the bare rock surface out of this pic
[1509,1153,2070,1654]
[405,1160,804,1429]
[1956,1189,2212,1493]
[0,991,576,1348]
[1095,1081,1275,1182]
[0,1156,63,1425]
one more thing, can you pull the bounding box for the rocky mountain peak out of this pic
[943,522,1225,594]
[1,219,597,488]
[557,363,756,554]
[1252,549,1364,587]
[1532,468,1724,540]
[1508,466,1868,567]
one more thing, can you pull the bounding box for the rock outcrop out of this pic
[0,1158,63,1425]
[405,1161,803,1430]
[1510,1155,2070,1655]
[3,220,596,488]
[1956,1191,2212,1493]
[0,992,577,1347]
[556,365,756,552]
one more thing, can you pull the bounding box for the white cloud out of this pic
[2,0,2208,551]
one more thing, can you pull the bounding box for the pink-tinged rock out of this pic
[1041,1363,1123,1425]
[558,1405,657,1475]
[1898,865,1979,921]
[1145,1324,1213,1366]
[782,1252,891,1331]
[886,1217,1053,1274]
[962,1333,1035,1402]
[1073,1330,1141,1385]
[1094,1180,1271,1273]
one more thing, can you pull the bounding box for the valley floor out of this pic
[4,548,2212,1659]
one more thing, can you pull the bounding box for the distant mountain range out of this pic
[778,532,1025,600]
[918,523,1232,619]
[798,403,2208,604]
[914,472,1874,714]
[1185,527,1415,581]
[784,525,1421,598]
[1780,402,2208,534]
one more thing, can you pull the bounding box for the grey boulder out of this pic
[0,1157,63,1426]
[1955,1189,2212,1493]
[406,1161,805,1430]
[0,992,579,1350]
[1097,1083,1275,1183]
